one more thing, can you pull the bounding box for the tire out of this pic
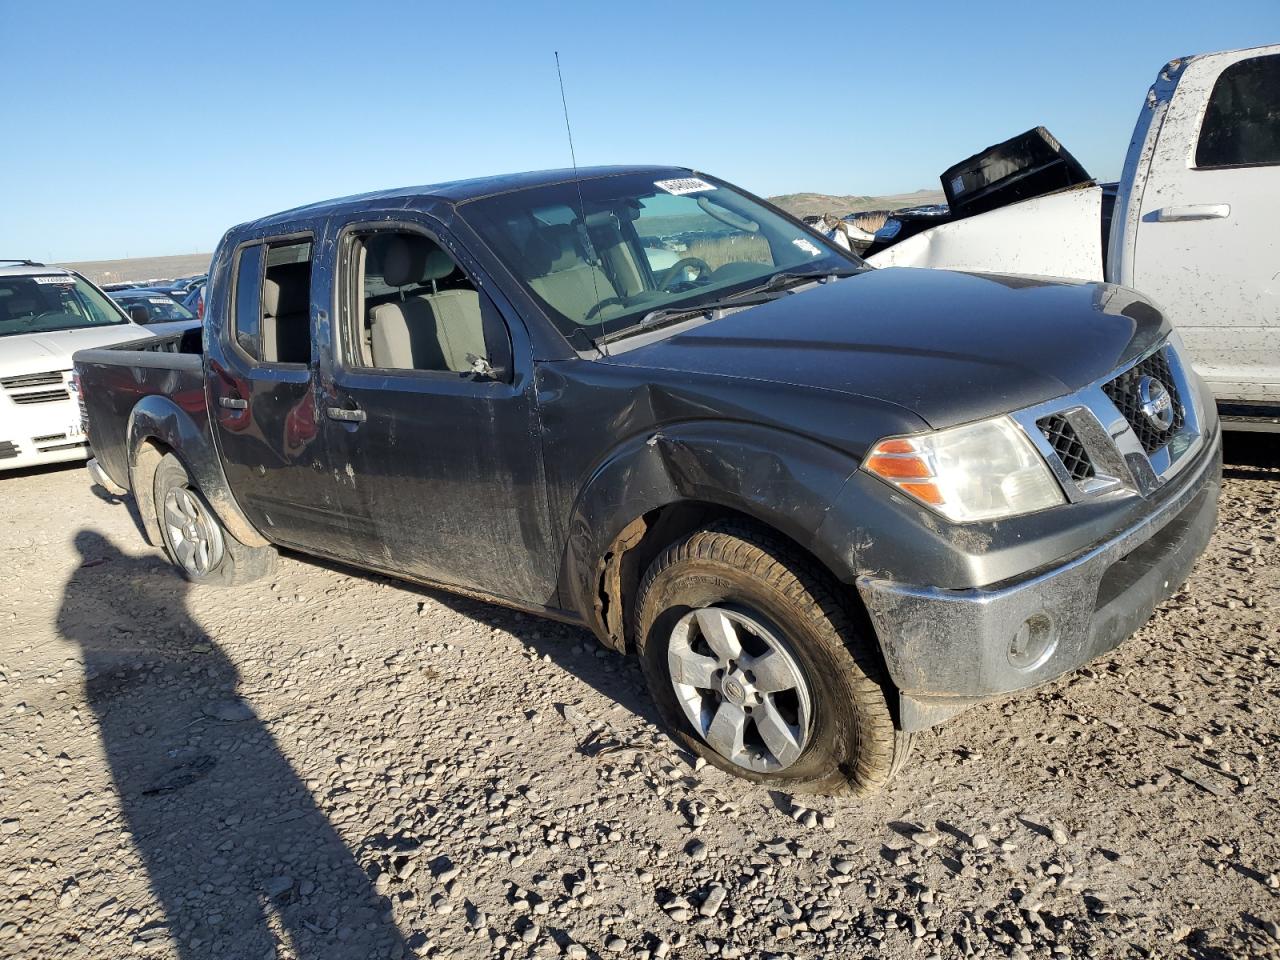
[153,453,276,587]
[634,521,910,794]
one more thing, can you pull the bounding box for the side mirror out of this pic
[128,304,150,324]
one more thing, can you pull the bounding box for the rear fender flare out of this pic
[127,395,269,549]
[559,421,862,644]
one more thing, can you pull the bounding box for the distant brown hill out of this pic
[57,253,212,285]
[769,189,945,220]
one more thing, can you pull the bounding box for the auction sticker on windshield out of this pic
[792,237,821,257]
[33,276,75,284]
[654,177,716,196]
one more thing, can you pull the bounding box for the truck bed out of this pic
[73,324,208,492]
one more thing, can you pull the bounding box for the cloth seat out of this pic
[261,261,311,364]
[368,237,486,373]
[525,224,617,324]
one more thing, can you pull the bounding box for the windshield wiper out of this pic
[741,266,862,297]
[593,267,861,348]
[593,299,783,350]
[596,294,782,347]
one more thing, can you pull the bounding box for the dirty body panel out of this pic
[74,334,267,550]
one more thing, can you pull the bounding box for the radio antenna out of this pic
[554,51,607,356]
[555,51,579,174]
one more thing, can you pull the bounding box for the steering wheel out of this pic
[654,257,713,292]
[583,296,630,323]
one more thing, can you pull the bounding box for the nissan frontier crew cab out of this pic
[74,167,1222,794]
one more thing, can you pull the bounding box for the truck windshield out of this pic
[461,172,857,344]
[0,274,130,338]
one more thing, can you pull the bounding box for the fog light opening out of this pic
[1009,614,1057,670]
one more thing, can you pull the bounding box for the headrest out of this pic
[524,223,580,276]
[380,235,427,288]
[422,247,456,283]
[262,261,310,317]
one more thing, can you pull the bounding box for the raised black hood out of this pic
[601,267,1168,430]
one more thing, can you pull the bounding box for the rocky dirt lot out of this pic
[1,438,1277,960]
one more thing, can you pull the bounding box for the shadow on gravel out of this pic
[88,481,150,543]
[1222,431,1280,480]
[57,531,409,960]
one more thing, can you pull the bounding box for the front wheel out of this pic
[634,522,910,794]
[153,453,275,586]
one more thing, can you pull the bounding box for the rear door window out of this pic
[230,239,314,365]
[1195,54,1280,168]
[232,244,265,359]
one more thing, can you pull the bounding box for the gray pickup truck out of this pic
[74,166,1222,794]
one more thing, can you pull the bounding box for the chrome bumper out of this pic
[858,427,1222,731]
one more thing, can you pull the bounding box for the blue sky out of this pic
[1,0,1275,262]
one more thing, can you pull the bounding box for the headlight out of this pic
[862,416,1065,522]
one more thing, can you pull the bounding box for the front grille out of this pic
[0,442,18,460]
[0,371,63,389]
[31,433,66,444]
[1102,349,1185,454]
[8,388,71,405]
[1038,414,1095,483]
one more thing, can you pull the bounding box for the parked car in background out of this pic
[174,273,208,295]
[868,44,1280,430]
[0,260,152,472]
[180,282,205,319]
[74,166,1220,793]
[108,288,202,338]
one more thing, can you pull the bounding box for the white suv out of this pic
[0,261,151,472]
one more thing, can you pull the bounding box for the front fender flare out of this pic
[558,421,863,645]
[127,394,269,549]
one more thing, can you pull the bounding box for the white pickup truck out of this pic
[0,261,152,471]
[869,44,1279,431]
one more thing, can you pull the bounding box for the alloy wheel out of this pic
[667,605,813,772]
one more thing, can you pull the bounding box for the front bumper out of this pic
[0,439,90,472]
[857,427,1222,731]
[0,381,88,473]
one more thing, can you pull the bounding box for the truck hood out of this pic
[0,324,152,378]
[602,267,1168,430]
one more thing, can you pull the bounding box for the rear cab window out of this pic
[230,239,314,365]
[1195,53,1280,168]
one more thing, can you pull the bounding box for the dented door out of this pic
[319,218,559,606]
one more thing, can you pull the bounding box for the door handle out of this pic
[219,396,248,410]
[1154,203,1230,222]
[326,406,366,423]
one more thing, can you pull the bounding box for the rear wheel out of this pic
[634,522,910,794]
[153,453,275,586]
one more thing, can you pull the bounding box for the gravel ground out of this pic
[1,436,1277,960]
